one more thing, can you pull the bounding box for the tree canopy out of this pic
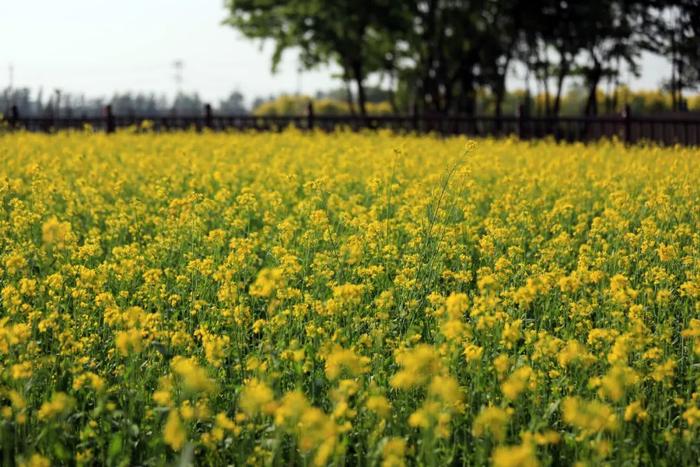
[224,0,699,116]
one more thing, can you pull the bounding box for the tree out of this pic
[575,0,648,116]
[668,1,700,109]
[224,0,402,117]
[640,1,700,111]
[225,0,696,117]
[218,91,247,114]
[172,92,203,115]
[478,0,527,120]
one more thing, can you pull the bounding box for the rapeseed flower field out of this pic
[1,129,700,466]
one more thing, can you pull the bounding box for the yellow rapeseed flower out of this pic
[390,344,442,389]
[325,346,369,380]
[472,405,511,442]
[115,328,142,356]
[19,454,51,467]
[366,395,392,418]
[37,392,75,420]
[239,378,276,417]
[163,409,186,451]
[171,356,216,394]
[562,397,618,435]
[382,437,407,467]
[491,442,539,467]
[41,217,72,247]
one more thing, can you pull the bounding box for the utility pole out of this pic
[173,60,184,95]
[54,89,62,119]
[172,60,184,116]
[4,63,13,113]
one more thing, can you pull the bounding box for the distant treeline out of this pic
[254,86,700,117]
[0,89,247,118]
[225,0,699,117]
[4,85,700,119]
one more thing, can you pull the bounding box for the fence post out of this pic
[623,104,632,144]
[49,103,56,132]
[10,105,19,129]
[517,104,527,140]
[104,105,115,134]
[204,103,213,130]
[495,109,503,136]
[306,101,315,131]
[412,101,419,133]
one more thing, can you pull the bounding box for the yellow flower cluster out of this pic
[1,129,700,465]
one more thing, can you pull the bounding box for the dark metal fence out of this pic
[3,103,700,146]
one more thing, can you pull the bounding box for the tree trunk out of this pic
[495,95,503,132]
[387,84,399,114]
[413,77,423,117]
[584,80,600,116]
[584,64,602,116]
[553,59,568,117]
[494,55,512,121]
[421,0,438,114]
[356,79,367,117]
[495,78,506,122]
[344,79,356,116]
[351,61,367,117]
[524,60,532,116]
[460,72,476,116]
[670,28,678,111]
[540,62,551,117]
[678,60,684,111]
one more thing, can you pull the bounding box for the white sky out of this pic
[1,0,672,106]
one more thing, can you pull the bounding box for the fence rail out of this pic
[3,103,700,146]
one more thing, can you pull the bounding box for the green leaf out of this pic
[109,433,124,460]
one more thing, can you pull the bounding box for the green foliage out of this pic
[252,95,393,116]
[224,1,700,116]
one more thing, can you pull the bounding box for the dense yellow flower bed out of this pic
[1,130,700,466]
